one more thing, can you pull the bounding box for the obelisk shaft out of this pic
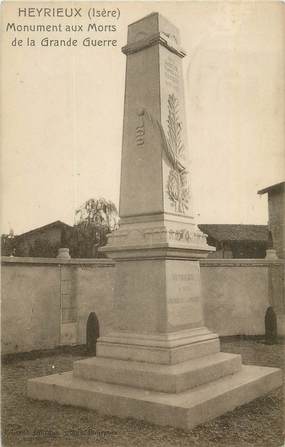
[103,12,213,255]
[120,12,191,221]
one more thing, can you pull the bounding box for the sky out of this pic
[1,1,284,235]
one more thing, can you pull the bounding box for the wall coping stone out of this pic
[2,256,284,268]
[200,259,285,268]
[1,256,115,267]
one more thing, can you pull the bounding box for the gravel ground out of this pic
[1,338,284,447]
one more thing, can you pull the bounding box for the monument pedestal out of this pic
[28,362,280,431]
[27,239,282,430]
[27,12,282,430]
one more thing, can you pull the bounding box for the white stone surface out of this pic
[27,365,282,431]
[73,352,242,392]
[97,328,220,365]
[106,259,207,335]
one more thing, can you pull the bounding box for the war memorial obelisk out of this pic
[28,13,282,430]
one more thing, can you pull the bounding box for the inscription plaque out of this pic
[166,261,203,329]
[164,55,180,91]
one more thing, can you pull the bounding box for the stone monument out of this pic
[28,13,282,430]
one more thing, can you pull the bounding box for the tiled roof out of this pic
[198,224,269,242]
[16,221,72,240]
[258,181,285,195]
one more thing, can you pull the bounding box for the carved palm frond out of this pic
[157,120,185,173]
[167,94,184,159]
[139,102,190,214]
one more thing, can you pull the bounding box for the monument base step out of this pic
[27,365,282,431]
[73,352,242,393]
[97,331,220,365]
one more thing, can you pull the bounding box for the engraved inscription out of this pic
[165,61,179,84]
[168,296,200,303]
[136,109,145,146]
[164,56,180,91]
[167,263,202,328]
[172,273,194,281]
[136,126,144,145]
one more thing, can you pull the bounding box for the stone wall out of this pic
[1,257,114,354]
[2,256,284,354]
[75,263,114,344]
[200,259,284,336]
[2,260,61,354]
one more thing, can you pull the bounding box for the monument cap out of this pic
[122,12,186,57]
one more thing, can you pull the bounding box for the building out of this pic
[198,224,269,259]
[12,221,269,259]
[258,181,285,259]
[15,221,72,257]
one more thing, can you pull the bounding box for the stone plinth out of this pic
[28,365,281,431]
[28,12,282,430]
